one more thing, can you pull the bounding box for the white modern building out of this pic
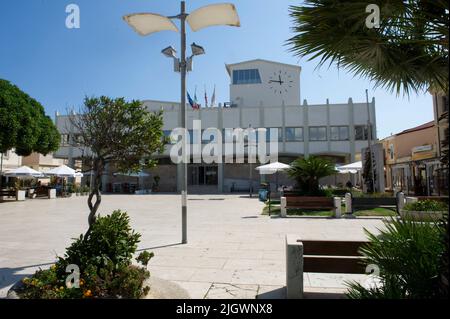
[54,59,376,193]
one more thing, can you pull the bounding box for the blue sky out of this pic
[0,0,434,139]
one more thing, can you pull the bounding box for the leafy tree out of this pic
[70,96,165,235]
[0,79,60,155]
[287,156,337,195]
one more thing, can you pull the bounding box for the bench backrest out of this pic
[286,196,334,207]
[352,196,397,206]
[301,240,369,274]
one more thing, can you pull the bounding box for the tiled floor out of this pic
[0,194,386,298]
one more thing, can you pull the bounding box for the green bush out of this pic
[18,210,153,299]
[403,199,448,212]
[346,217,445,299]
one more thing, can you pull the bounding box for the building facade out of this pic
[381,121,446,195]
[54,59,377,193]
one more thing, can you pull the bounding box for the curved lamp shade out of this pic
[187,3,240,32]
[123,13,179,36]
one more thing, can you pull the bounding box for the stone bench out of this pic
[285,235,369,299]
[280,196,342,218]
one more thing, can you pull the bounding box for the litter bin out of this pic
[258,189,268,202]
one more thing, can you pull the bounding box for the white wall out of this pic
[228,60,301,107]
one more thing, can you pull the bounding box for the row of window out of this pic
[232,69,262,85]
[162,125,373,144]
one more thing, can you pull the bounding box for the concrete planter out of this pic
[7,276,189,299]
[16,190,26,201]
[400,209,445,222]
[48,189,56,199]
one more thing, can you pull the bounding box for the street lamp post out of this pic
[366,89,375,193]
[123,2,240,244]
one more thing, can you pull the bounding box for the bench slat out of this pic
[302,240,369,256]
[303,256,367,274]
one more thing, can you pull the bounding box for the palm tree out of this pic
[287,0,448,95]
[287,156,337,195]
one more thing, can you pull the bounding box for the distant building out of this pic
[21,153,64,173]
[54,59,377,194]
[381,121,447,195]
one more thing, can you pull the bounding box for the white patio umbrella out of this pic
[255,162,291,191]
[45,165,78,177]
[336,161,362,174]
[4,166,43,178]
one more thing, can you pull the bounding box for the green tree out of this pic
[70,96,165,235]
[0,79,60,155]
[287,156,337,195]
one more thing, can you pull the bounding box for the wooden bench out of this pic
[281,196,341,217]
[346,193,399,214]
[286,236,370,299]
[0,190,16,199]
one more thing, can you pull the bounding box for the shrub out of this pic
[346,217,445,299]
[18,210,153,299]
[403,199,448,212]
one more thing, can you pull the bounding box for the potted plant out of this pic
[400,199,448,222]
[14,180,26,201]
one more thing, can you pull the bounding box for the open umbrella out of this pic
[45,165,78,177]
[4,166,43,178]
[255,162,291,191]
[45,165,81,196]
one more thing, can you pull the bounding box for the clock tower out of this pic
[226,59,301,107]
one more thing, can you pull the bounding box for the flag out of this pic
[187,92,199,109]
[211,85,216,107]
[194,87,199,107]
[204,87,208,108]
[187,92,195,109]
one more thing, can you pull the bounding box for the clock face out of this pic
[268,70,294,95]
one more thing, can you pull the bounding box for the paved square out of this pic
[0,195,386,298]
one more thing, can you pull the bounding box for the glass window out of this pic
[330,126,349,141]
[354,125,372,140]
[309,127,327,141]
[339,126,349,140]
[285,127,303,141]
[232,69,262,85]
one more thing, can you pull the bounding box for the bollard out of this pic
[286,235,303,299]
[334,197,342,218]
[345,193,352,214]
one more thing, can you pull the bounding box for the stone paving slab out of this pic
[0,194,386,299]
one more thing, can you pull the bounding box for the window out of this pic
[261,128,281,142]
[285,127,303,141]
[330,126,349,141]
[232,69,262,85]
[163,130,176,145]
[309,127,327,141]
[389,144,394,160]
[60,134,70,146]
[354,125,372,140]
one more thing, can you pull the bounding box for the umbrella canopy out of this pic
[255,162,290,175]
[4,166,43,177]
[45,165,78,177]
[336,161,362,174]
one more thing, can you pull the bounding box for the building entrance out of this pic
[188,165,218,186]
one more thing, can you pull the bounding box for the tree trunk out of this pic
[85,159,103,237]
